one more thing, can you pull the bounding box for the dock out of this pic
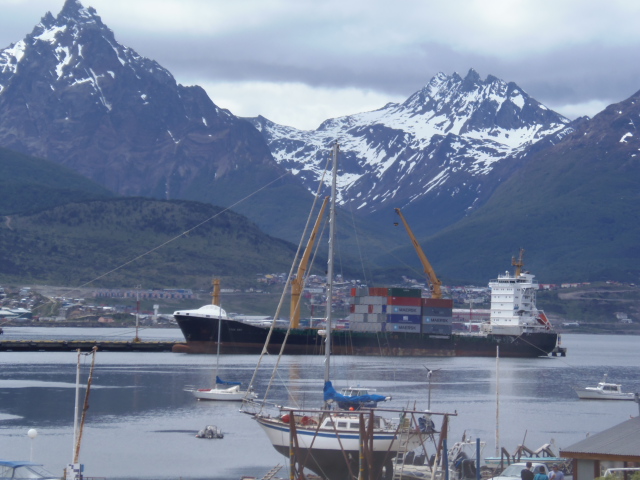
[0,339,184,352]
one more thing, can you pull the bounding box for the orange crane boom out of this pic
[290,197,329,328]
[394,208,442,299]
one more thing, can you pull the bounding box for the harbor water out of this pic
[1,328,639,480]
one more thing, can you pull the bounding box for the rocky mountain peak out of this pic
[247,70,574,232]
[32,0,103,40]
[0,0,296,237]
[461,68,482,91]
[59,0,97,20]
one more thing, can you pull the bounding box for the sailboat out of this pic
[186,282,257,402]
[245,143,451,480]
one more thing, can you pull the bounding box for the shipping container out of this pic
[362,295,387,305]
[368,304,385,314]
[353,304,369,314]
[422,298,454,308]
[389,305,421,315]
[422,324,452,335]
[388,287,422,298]
[350,313,366,323]
[351,287,369,297]
[350,322,384,332]
[388,323,421,333]
[422,307,453,317]
[387,296,422,306]
[387,314,421,324]
[369,287,389,297]
[422,316,452,324]
[366,313,387,323]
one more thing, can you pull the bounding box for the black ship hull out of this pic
[172,315,558,357]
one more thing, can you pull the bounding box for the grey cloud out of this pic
[5,1,640,122]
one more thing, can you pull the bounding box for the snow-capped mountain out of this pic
[0,0,308,235]
[249,70,575,231]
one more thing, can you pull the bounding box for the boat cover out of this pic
[216,376,241,386]
[323,381,387,406]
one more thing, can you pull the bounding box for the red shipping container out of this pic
[422,298,454,308]
[387,296,422,306]
[369,287,388,297]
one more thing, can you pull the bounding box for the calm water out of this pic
[1,329,639,480]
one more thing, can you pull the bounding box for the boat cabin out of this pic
[594,383,624,393]
[340,387,373,397]
[320,414,388,430]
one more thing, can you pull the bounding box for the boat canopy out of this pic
[323,381,387,406]
[215,376,241,386]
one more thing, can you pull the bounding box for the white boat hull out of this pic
[191,386,256,401]
[256,414,420,480]
[256,415,419,452]
[574,388,634,401]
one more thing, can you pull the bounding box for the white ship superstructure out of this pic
[484,250,552,335]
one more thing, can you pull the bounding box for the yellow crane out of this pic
[394,208,443,299]
[290,197,329,328]
[512,248,525,276]
[211,278,221,306]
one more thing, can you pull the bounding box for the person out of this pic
[521,462,534,480]
[533,466,549,480]
[549,465,564,480]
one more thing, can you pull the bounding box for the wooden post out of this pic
[289,414,296,480]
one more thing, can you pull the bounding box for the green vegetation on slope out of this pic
[0,146,115,215]
[0,197,297,289]
[385,117,640,284]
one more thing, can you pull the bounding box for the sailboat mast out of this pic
[72,349,80,463]
[324,142,339,384]
[215,307,222,384]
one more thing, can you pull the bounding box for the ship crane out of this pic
[512,248,525,276]
[290,197,329,329]
[394,208,442,299]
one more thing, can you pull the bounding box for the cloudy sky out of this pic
[2,0,640,130]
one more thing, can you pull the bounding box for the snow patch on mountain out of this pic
[248,69,571,216]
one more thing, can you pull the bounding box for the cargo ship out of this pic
[172,252,560,357]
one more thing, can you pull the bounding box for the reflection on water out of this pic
[0,331,639,479]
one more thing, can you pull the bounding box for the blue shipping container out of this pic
[387,314,421,324]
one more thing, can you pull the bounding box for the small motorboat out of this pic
[574,374,636,400]
[0,460,58,480]
[195,425,224,439]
